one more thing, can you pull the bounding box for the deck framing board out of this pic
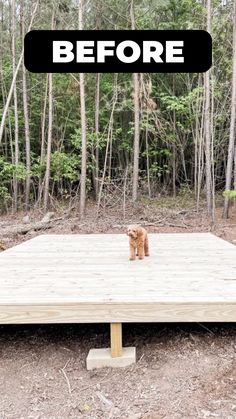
[0,302,236,323]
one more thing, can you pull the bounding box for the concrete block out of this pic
[86,347,136,370]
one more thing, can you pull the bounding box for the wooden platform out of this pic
[0,233,236,324]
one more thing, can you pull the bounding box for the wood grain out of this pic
[0,233,235,324]
[110,323,122,357]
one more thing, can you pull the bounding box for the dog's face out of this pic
[127,225,140,239]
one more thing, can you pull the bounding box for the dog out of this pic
[127,224,149,260]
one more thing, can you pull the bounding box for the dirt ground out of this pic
[0,198,236,419]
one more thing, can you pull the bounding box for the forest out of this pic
[1,2,236,417]
[0,0,236,221]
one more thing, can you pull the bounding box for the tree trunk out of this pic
[211,60,215,223]
[172,75,176,198]
[11,0,19,211]
[223,0,236,218]
[78,0,87,218]
[234,146,236,191]
[141,74,151,198]
[43,13,54,212]
[204,0,213,217]
[0,1,39,145]
[234,145,236,209]
[21,0,31,210]
[43,72,53,211]
[96,74,118,215]
[94,72,100,198]
[194,74,201,199]
[130,0,140,202]
[145,112,151,198]
[94,3,101,199]
[197,80,205,212]
[41,75,48,164]
[37,75,48,207]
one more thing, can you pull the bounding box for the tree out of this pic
[43,11,54,211]
[204,0,213,219]
[0,1,39,146]
[130,0,140,202]
[223,0,236,218]
[21,0,31,210]
[11,0,19,210]
[94,72,100,198]
[79,0,87,217]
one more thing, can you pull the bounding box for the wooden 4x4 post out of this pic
[110,323,122,358]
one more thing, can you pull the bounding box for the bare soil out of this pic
[0,198,236,419]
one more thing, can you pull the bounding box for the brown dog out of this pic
[127,224,149,260]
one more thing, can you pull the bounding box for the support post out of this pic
[110,322,122,357]
[86,322,135,370]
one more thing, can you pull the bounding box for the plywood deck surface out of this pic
[0,233,236,323]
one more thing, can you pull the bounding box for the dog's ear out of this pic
[136,226,142,236]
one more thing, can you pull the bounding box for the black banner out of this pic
[24,30,212,73]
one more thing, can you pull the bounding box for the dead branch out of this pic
[112,220,192,229]
[59,359,72,395]
[0,216,65,237]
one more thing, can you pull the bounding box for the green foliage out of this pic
[159,87,203,113]
[0,157,27,183]
[142,148,171,159]
[71,128,107,151]
[0,186,11,209]
[50,151,79,182]
[223,189,236,199]
[30,157,45,179]
[149,162,170,177]
[179,183,192,197]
